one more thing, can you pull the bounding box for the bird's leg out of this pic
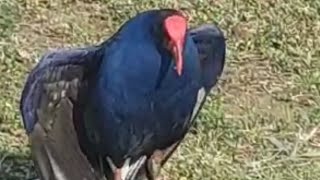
[147,151,162,179]
[147,142,179,180]
[114,169,122,180]
[106,157,122,180]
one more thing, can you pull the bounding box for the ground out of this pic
[0,0,319,179]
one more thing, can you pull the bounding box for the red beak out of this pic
[172,40,183,76]
[163,14,187,76]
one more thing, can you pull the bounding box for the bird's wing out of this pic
[20,46,106,180]
[143,24,227,179]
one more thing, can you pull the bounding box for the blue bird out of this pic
[20,9,226,180]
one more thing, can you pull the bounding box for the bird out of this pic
[20,8,226,180]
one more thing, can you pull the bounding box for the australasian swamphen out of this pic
[20,9,226,180]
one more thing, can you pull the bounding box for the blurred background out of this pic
[0,0,319,179]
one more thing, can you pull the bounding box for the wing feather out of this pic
[20,47,105,180]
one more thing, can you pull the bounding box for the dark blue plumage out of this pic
[86,10,201,166]
[190,24,226,92]
[20,9,226,180]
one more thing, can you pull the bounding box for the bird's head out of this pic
[153,10,188,76]
[115,9,189,76]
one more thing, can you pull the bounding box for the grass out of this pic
[0,0,319,179]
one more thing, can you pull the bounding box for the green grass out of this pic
[0,0,319,179]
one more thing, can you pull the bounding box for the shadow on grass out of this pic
[0,149,37,180]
